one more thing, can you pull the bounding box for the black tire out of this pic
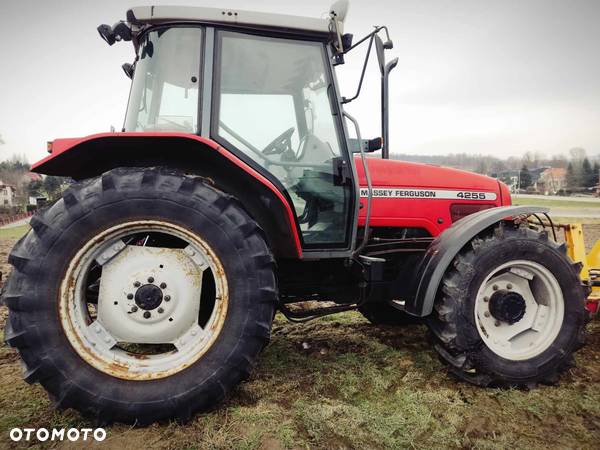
[2,167,277,425]
[359,302,423,326]
[428,223,588,387]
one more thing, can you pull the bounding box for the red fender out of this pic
[35,132,303,257]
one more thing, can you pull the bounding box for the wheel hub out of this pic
[59,220,229,380]
[474,261,565,361]
[489,290,526,324]
[96,245,205,344]
[135,284,163,310]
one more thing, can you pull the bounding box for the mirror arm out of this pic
[341,35,375,104]
[345,26,386,53]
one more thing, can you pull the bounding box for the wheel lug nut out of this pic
[148,277,154,283]
[492,284,499,291]
[506,283,513,290]
[160,282,167,289]
[134,281,141,288]
[484,311,490,318]
[494,320,501,327]
[483,296,489,302]
[164,295,171,302]
[127,293,133,300]
[143,311,151,319]
[131,306,138,312]
[158,307,164,314]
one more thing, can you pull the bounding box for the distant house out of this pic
[0,180,16,206]
[22,172,43,184]
[536,168,566,195]
[492,169,520,193]
[492,167,561,194]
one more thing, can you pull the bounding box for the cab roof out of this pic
[126,4,339,35]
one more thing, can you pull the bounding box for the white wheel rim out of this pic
[474,260,564,361]
[59,220,228,380]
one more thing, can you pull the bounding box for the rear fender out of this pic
[405,205,550,317]
[34,132,302,258]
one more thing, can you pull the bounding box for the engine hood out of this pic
[355,157,501,192]
[353,157,509,236]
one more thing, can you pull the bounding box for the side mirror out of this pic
[374,35,385,75]
[341,33,354,51]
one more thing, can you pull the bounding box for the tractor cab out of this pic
[120,3,358,250]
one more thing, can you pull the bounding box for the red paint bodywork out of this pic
[35,133,511,254]
[355,157,510,236]
[35,133,304,257]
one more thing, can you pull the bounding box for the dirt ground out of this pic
[0,227,600,449]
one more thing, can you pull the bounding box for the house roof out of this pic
[541,167,567,178]
[23,172,43,182]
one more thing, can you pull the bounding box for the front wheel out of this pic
[429,224,588,387]
[3,168,277,424]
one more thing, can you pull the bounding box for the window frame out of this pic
[122,25,206,134]
[210,28,357,253]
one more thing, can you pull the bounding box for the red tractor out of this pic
[3,1,588,424]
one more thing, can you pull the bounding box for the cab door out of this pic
[211,30,356,252]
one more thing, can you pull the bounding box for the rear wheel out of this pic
[3,168,277,424]
[429,224,588,387]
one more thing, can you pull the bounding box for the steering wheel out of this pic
[262,127,295,156]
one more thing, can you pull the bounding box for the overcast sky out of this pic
[0,0,599,164]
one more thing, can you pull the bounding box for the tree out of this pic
[42,176,62,200]
[550,154,568,169]
[27,180,43,197]
[566,162,579,190]
[569,147,587,162]
[520,164,532,189]
[593,161,600,188]
[582,158,595,188]
[475,160,487,175]
[0,133,5,145]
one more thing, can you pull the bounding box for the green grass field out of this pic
[0,222,599,449]
[0,225,29,240]
[0,313,599,449]
[513,196,600,209]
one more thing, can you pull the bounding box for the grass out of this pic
[513,196,600,209]
[1,313,599,449]
[553,217,600,225]
[0,225,29,240]
[0,223,600,449]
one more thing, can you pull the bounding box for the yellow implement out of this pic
[563,223,600,315]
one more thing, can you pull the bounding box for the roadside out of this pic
[0,217,30,230]
[515,194,600,204]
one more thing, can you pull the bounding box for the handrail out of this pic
[343,111,372,256]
